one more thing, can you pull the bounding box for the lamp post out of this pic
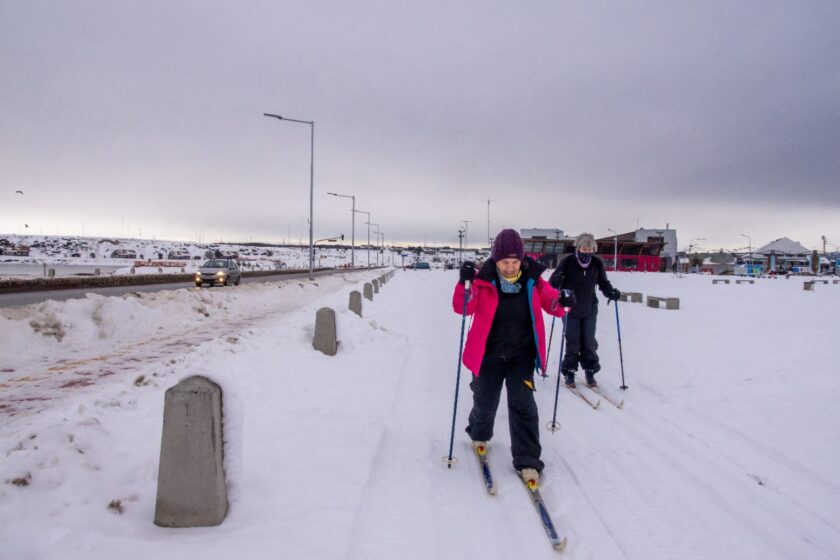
[264,112,315,281]
[314,235,344,268]
[607,228,618,271]
[371,223,380,267]
[740,233,751,276]
[457,228,465,263]
[327,192,355,268]
[353,209,371,267]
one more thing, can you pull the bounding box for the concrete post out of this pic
[48,268,55,278]
[154,376,228,527]
[364,282,373,301]
[349,291,363,317]
[372,279,380,293]
[313,307,338,356]
[95,268,101,276]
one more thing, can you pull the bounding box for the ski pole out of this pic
[445,280,471,468]
[547,312,568,432]
[614,300,628,390]
[543,316,556,379]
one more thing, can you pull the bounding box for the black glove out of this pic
[559,289,576,308]
[459,261,476,284]
[607,288,621,301]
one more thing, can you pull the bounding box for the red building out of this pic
[522,231,665,271]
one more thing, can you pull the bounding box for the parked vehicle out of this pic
[195,258,241,287]
[414,261,431,270]
[111,249,137,259]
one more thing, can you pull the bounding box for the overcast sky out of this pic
[2,1,839,251]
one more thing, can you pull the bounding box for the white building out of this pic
[635,227,678,269]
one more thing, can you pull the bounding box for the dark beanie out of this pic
[491,229,525,261]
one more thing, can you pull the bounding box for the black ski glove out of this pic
[607,288,621,301]
[559,289,576,308]
[459,261,476,284]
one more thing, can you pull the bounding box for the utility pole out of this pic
[487,199,491,247]
[462,220,472,258]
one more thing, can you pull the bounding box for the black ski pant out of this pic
[561,310,601,375]
[465,360,544,472]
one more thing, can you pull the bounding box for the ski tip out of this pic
[553,537,568,551]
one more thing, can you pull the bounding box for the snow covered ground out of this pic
[0,234,478,278]
[1,269,838,559]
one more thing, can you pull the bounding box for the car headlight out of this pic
[216,271,225,277]
[195,272,201,279]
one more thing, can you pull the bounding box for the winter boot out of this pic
[519,468,540,487]
[585,370,597,388]
[563,372,576,388]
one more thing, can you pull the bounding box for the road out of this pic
[0,268,352,308]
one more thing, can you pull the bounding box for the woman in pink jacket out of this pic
[452,229,568,484]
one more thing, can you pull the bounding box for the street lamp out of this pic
[353,209,371,267]
[371,223,380,267]
[314,235,344,268]
[740,233,751,276]
[378,231,385,266]
[607,228,618,271]
[264,112,315,281]
[327,192,355,268]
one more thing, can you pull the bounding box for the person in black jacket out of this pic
[548,233,620,388]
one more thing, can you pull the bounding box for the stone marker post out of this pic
[349,291,363,317]
[364,282,374,301]
[372,279,380,293]
[313,307,338,355]
[154,376,228,527]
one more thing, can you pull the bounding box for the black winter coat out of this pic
[548,254,615,317]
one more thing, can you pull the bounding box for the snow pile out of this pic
[1,270,839,559]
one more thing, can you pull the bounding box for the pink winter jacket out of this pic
[452,260,564,376]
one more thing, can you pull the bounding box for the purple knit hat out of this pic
[491,229,525,262]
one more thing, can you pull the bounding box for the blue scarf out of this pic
[499,272,522,293]
[576,250,593,268]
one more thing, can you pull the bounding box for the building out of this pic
[521,228,667,271]
[633,227,678,270]
[597,231,668,272]
[754,237,813,273]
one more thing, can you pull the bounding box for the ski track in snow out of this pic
[2,270,839,559]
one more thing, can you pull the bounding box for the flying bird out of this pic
[15,190,24,194]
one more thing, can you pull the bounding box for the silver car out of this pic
[195,258,241,287]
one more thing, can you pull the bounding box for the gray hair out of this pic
[575,233,597,251]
